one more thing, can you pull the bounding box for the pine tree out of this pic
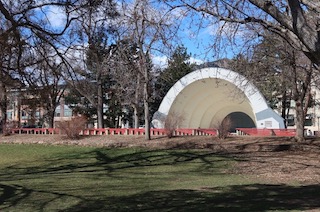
[154,45,194,109]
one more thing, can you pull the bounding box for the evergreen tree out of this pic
[110,39,143,128]
[69,0,119,128]
[154,45,194,110]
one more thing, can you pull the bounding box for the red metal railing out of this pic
[236,128,296,137]
[9,127,217,136]
[8,127,297,137]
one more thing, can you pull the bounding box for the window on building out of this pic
[305,114,313,126]
[285,100,291,109]
[35,111,40,118]
[64,107,72,117]
[55,106,61,117]
[6,111,12,120]
[21,110,28,120]
[286,114,295,126]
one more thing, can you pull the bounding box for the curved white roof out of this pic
[153,67,284,129]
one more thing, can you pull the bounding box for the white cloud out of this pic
[47,6,67,28]
[203,21,248,39]
[152,54,204,69]
[188,57,204,65]
[152,55,168,69]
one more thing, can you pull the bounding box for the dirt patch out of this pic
[1,134,320,185]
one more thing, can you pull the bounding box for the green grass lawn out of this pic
[0,144,319,212]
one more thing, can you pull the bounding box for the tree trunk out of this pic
[0,81,7,132]
[281,90,287,128]
[294,101,305,142]
[47,109,55,128]
[295,66,312,142]
[16,94,21,128]
[142,62,151,140]
[132,104,139,128]
[97,80,104,128]
[133,74,141,129]
[143,81,150,140]
[46,97,56,128]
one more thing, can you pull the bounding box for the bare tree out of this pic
[164,111,185,138]
[260,37,315,143]
[120,0,180,140]
[65,0,119,128]
[230,32,316,142]
[0,0,86,129]
[289,53,314,142]
[166,0,320,66]
[0,0,86,72]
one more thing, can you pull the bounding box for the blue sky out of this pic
[41,2,243,69]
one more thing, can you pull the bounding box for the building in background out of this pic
[277,88,320,135]
[1,89,73,128]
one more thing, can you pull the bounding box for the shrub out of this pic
[214,116,233,139]
[2,121,19,136]
[164,111,185,138]
[56,116,87,139]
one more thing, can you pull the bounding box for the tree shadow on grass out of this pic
[0,149,225,181]
[1,148,320,211]
[64,184,320,212]
[0,149,230,210]
[1,183,320,211]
